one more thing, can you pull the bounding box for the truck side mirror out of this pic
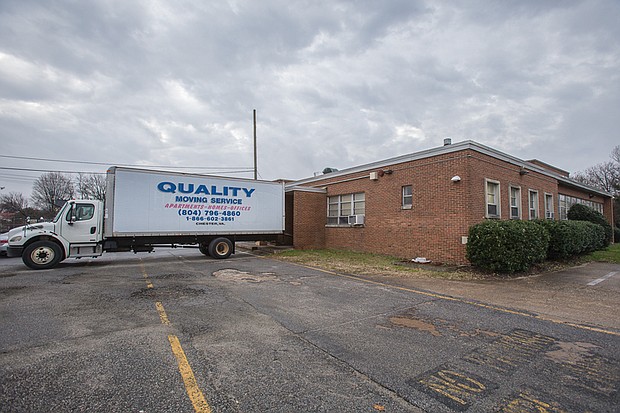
[68,204,76,225]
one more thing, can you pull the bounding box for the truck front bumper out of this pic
[7,246,24,258]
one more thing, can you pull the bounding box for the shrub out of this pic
[615,227,620,244]
[536,220,606,258]
[567,204,612,246]
[466,220,549,273]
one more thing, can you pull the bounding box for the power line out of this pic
[0,154,252,170]
[0,166,255,175]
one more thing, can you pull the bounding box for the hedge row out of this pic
[466,220,549,273]
[567,204,613,245]
[535,220,606,259]
[466,219,607,273]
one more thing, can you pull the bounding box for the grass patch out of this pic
[583,243,620,263]
[274,249,488,280]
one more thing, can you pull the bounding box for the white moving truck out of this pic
[7,167,285,269]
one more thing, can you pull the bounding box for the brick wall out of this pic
[289,147,613,264]
[291,190,326,249]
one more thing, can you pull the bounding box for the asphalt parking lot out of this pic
[1,250,619,412]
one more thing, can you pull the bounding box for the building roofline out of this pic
[287,140,612,197]
[284,186,327,194]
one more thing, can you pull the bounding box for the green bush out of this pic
[614,227,620,244]
[535,220,606,258]
[567,204,612,246]
[466,220,549,273]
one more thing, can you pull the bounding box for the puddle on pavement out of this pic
[213,269,276,283]
[389,315,442,337]
[545,341,600,364]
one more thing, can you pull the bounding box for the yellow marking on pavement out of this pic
[168,334,212,413]
[140,262,212,412]
[140,262,154,288]
[155,301,171,325]
[285,262,620,337]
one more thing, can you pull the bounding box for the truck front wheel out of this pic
[23,241,63,270]
[208,238,233,259]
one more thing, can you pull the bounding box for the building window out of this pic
[558,194,603,220]
[485,179,500,218]
[528,190,539,220]
[544,193,554,219]
[509,186,521,219]
[327,193,365,225]
[402,185,412,209]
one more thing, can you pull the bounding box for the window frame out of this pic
[327,192,365,226]
[66,203,95,222]
[544,193,554,220]
[402,185,413,209]
[558,193,603,220]
[485,179,501,219]
[528,190,539,220]
[509,185,521,220]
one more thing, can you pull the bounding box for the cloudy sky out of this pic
[1,0,619,197]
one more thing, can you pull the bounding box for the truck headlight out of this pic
[9,236,22,243]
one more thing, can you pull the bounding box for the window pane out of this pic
[328,204,339,217]
[353,201,365,215]
[341,203,352,216]
[402,186,412,207]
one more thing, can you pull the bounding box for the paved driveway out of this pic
[366,261,620,331]
[1,251,618,412]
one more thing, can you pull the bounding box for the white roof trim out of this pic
[286,140,612,197]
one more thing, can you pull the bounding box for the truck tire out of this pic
[23,241,63,270]
[199,243,210,256]
[208,238,233,259]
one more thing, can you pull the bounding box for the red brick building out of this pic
[285,140,614,265]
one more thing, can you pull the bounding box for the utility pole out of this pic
[253,109,257,180]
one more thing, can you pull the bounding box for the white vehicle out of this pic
[7,167,285,269]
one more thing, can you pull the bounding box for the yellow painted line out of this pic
[283,261,620,337]
[140,262,154,288]
[140,261,212,413]
[155,301,171,325]
[168,334,212,413]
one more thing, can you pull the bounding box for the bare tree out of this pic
[572,161,619,194]
[573,146,620,196]
[0,192,29,215]
[75,173,107,201]
[612,145,620,166]
[31,172,75,214]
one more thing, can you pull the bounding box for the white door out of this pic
[60,203,99,243]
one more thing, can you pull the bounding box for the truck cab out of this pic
[7,200,105,269]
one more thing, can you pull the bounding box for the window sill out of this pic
[401,205,412,210]
[325,224,365,228]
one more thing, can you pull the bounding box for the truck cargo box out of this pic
[104,167,284,237]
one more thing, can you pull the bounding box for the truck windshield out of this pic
[52,204,67,223]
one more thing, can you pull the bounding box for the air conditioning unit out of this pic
[348,215,365,226]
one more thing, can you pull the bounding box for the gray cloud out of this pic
[1,0,619,196]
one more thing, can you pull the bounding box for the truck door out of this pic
[60,202,99,244]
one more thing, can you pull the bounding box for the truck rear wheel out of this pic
[23,241,63,270]
[208,238,233,259]
[199,243,210,256]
